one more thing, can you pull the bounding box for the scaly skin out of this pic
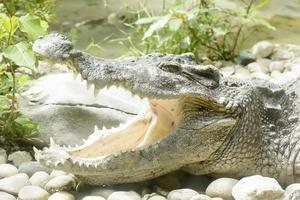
[32,33,300,185]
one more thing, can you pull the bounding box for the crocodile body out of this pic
[32,34,300,185]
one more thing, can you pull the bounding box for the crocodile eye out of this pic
[159,62,183,73]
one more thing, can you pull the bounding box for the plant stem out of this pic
[230,0,254,59]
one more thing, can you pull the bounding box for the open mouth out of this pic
[54,74,182,158]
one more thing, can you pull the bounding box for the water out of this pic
[52,0,300,58]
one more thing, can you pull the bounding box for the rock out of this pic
[284,183,300,200]
[205,178,238,200]
[18,161,50,177]
[8,151,32,166]
[252,41,274,58]
[0,164,18,178]
[45,175,76,193]
[90,188,116,198]
[19,73,139,145]
[238,51,256,66]
[251,72,270,80]
[18,185,49,200]
[108,191,141,200]
[167,189,199,200]
[247,62,263,73]
[82,196,106,200]
[48,191,75,200]
[271,70,282,79]
[142,193,166,200]
[256,58,271,73]
[0,173,30,195]
[0,191,16,200]
[232,175,284,200]
[233,66,250,79]
[29,171,50,187]
[269,61,284,72]
[0,148,7,164]
[219,66,235,77]
[191,194,212,200]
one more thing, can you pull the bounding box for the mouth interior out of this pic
[68,84,181,158]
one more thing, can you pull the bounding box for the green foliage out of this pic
[0,0,54,148]
[124,0,274,61]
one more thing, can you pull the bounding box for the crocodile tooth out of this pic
[72,72,78,80]
[86,81,92,90]
[102,126,107,131]
[94,163,98,168]
[94,125,99,131]
[94,85,101,97]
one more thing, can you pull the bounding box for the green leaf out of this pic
[168,18,182,31]
[1,16,19,35]
[19,14,48,40]
[143,14,171,39]
[3,42,36,69]
[254,0,271,10]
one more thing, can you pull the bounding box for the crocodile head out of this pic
[33,34,244,185]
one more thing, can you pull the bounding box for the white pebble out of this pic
[0,173,29,195]
[18,185,49,200]
[0,164,18,178]
[29,171,50,187]
[206,178,238,200]
[45,175,76,193]
[232,175,284,200]
[191,194,212,200]
[0,191,16,200]
[285,183,300,200]
[82,196,106,200]
[50,170,67,178]
[142,193,166,200]
[269,61,284,72]
[108,191,141,200]
[48,191,75,200]
[167,189,199,200]
[252,41,274,58]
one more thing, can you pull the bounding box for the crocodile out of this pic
[32,33,300,185]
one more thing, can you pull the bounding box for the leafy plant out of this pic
[0,0,54,150]
[121,0,275,61]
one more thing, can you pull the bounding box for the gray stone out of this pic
[19,73,139,145]
[142,193,166,200]
[18,185,49,200]
[269,61,284,72]
[0,173,30,195]
[82,196,106,200]
[252,41,274,58]
[45,175,76,193]
[29,171,50,187]
[0,148,7,164]
[0,164,18,178]
[284,183,300,200]
[18,161,50,177]
[205,178,238,200]
[0,191,16,200]
[167,189,199,200]
[8,151,32,166]
[232,175,284,200]
[191,194,212,200]
[48,191,75,200]
[108,191,141,200]
[238,51,256,66]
